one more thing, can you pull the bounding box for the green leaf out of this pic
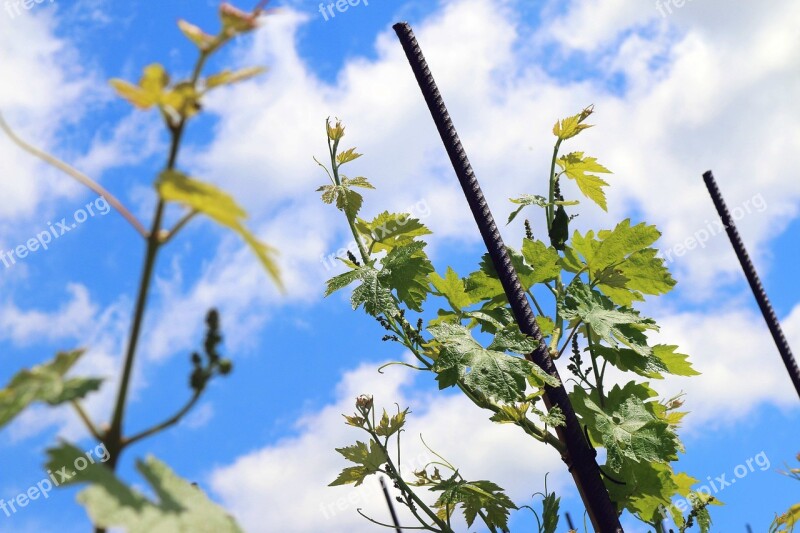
[487,323,537,355]
[605,457,678,522]
[652,345,699,377]
[379,241,433,312]
[429,267,479,310]
[521,238,561,284]
[464,248,536,302]
[568,220,674,305]
[330,440,386,487]
[355,211,431,253]
[430,475,517,531]
[429,323,558,402]
[463,307,515,335]
[351,266,395,316]
[556,152,611,211]
[325,267,365,297]
[157,170,281,287]
[560,280,655,357]
[574,388,680,471]
[0,351,102,429]
[46,443,243,532]
[535,316,556,337]
[596,344,698,379]
[541,491,561,533]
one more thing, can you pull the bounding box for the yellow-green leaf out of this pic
[556,152,611,211]
[139,63,169,96]
[109,80,157,109]
[336,147,362,166]
[157,170,281,289]
[205,66,267,90]
[177,19,217,51]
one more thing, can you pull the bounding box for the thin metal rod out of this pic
[703,171,800,399]
[393,21,623,532]
[380,476,402,533]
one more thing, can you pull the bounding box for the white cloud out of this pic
[0,8,97,222]
[594,303,800,433]
[0,285,131,443]
[0,283,97,345]
[209,360,568,533]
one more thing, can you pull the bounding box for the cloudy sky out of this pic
[0,0,798,531]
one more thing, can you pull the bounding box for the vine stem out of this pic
[106,49,209,469]
[586,330,604,408]
[122,389,202,448]
[328,122,370,262]
[367,425,453,532]
[0,112,149,238]
[547,140,562,229]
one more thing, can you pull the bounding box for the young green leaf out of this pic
[379,240,433,312]
[316,183,364,220]
[552,108,594,141]
[336,147,362,166]
[595,344,699,379]
[46,443,244,533]
[355,211,431,253]
[521,238,561,284]
[556,152,611,211]
[429,267,479,310]
[0,351,102,429]
[560,280,655,357]
[329,440,387,487]
[567,220,674,305]
[540,491,561,533]
[375,408,409,438]
[430,475,517,531]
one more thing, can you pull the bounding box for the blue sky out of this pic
[0,0,798,532]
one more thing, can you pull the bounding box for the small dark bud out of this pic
[524,219,534,240]
[218,359,233,375]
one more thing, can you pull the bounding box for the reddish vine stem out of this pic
[393,21,623,532]
[702,170,800,399]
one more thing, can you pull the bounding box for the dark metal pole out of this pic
[380,476,402,533]
[393,21,623,532]
[702,171,800,400]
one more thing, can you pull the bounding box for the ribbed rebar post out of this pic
[380,476,402,533]
[393,21,623,532]
[703,171,800,399]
